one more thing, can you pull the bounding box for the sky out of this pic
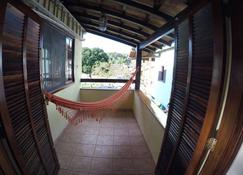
[82,33,132,54]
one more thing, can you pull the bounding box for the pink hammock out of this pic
[44,68,137,125]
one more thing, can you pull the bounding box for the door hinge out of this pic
[206,138,217,152]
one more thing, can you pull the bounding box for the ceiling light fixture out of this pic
[98,14,107,32]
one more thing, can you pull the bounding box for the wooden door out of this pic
[0,118,17,175]
[155,1,225,174]
[200,0,243,174]
[0,1,59,174]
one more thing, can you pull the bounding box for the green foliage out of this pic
[92,62,112,77]
[82,47,131,78]
[82,47,109,77]
[108,52,128,64]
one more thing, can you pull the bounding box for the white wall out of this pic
[133,91,165,163]
[227,143,243,175]
[150,48,174,109]
[47,39,82,142]
[80,89,134,109]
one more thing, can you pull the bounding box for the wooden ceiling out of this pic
[62,0,188,52]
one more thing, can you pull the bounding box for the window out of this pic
[66,37,74,82]
[41,23,74,92]
[80,33,135,89]
[141,46,175,114]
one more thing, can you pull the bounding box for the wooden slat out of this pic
[201,1,243,172]
[0,2,59,174]
[0,3,44,174]
[23,16,49,175]
[170,3,214,174]
[26,17,58,174]
[155,18,189,175]
[156,1,225,174]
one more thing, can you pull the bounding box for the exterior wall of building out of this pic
[150,48,174,110]
[47,39,82,142]
[22,0,83,37]
[133,91,165,163]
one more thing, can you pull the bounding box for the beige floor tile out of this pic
[97,135,113,145]
[129,136,146,146]
[68,156,92,172]
[99,127,114,136]
[84,127,99,135]
[56,110,155,175]
[74,144,95,157]
[100,121,114,128]
[128,128,142,136]
[90,158,113,173]
[76,134,98,144]
[94,145,113,158]
[131,145,151,158]
[58,169,73,175]
[112,158,135,174]
[113,146,133,158]
[114,128,129,136]
[55,142,76,155]
[132,158,155,173]
[57,153,73,169]
[114,136,131,145]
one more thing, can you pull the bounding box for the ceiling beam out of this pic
[65,3,160,31]
[77,14,148,37]
[86,29,154,53]
[139,22,174,49]
[153,0,166,10]
[139,0,207,49]
[112,0,173,21]
[80,21,163,49]
[82,22,144,41]
[84,25,140,43]
[76,13,172,46]
[167,33,175,38]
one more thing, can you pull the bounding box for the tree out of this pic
[82,47,109,77]
[108,52,128,64]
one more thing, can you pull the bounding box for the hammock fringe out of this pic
[45,68,138,125]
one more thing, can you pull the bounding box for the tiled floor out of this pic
[55,110,155,175]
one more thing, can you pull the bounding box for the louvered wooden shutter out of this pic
[0,2,59,175]
[155,19,189,175]
[170,4,214,174]
[156,2,224,175]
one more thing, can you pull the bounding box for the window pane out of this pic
[141,47,175,113]
[41,23,74,92]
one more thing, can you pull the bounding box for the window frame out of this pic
[65,37,75,85]
[40,22,75,93]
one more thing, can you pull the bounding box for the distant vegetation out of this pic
[82,47,132,78]
[82,47,109,77]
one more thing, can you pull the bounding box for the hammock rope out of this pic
[44,68,138,125]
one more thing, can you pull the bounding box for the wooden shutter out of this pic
[200,0,243,173]
[155,18,190,175]
[0,2,59,174]
[156,1,224,174]
[170,4,214,174]
[25,17,58,174]
[0,117,17,175]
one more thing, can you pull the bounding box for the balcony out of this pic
[55,110,155,174]
[47,87,165,174]
[1,0,242,175]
